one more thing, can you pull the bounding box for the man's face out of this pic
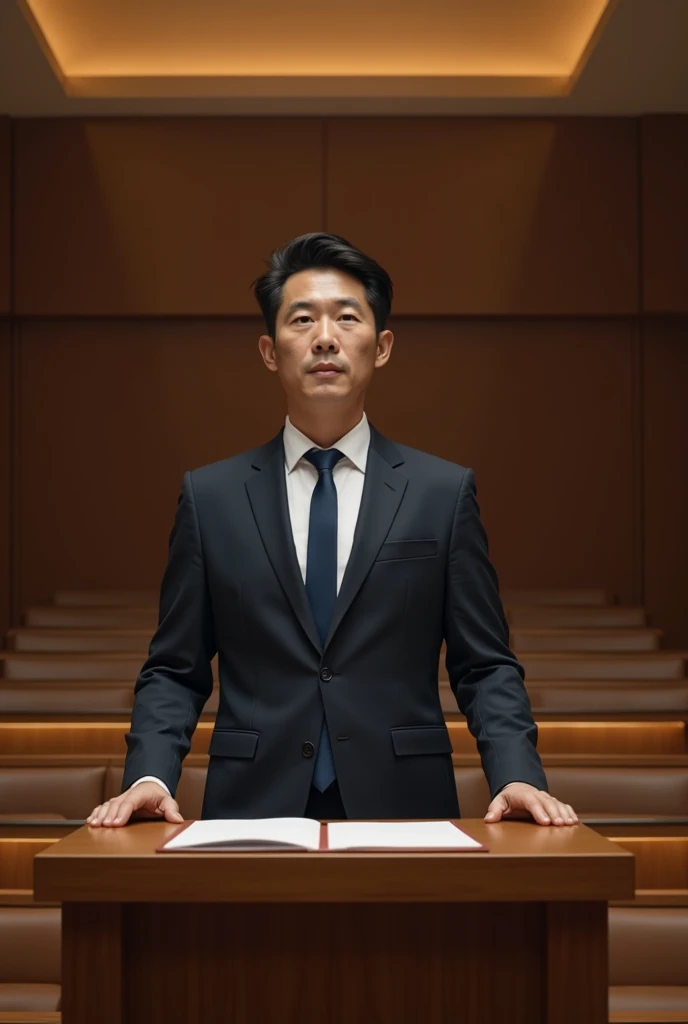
[258,267,393,405]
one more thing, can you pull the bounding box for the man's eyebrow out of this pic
[283,296,366,318]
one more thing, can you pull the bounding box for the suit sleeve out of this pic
[442,468,548,799]
[121,471,216,796]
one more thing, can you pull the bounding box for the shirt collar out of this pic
[283,412,370,474]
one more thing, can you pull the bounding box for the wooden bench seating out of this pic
[3,649,684,684]
[24,606,158,629]
[0,716,683,756]
[25,602,648,632]
[0,906,60,1013]
[7,626,666,656]
[609,907,688,1017]
[6,630,154,654]
[3,679,687,718]
[2,754,687,829]
[1,587,684,1021]
[510,628,663,653]
[507,606,648,628]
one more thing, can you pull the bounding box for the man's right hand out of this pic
[86,782,184,828]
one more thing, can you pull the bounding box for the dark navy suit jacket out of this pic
[121,422,548,818]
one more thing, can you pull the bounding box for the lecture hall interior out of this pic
[0,0,688,1022]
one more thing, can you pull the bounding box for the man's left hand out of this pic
[484,782,579,826]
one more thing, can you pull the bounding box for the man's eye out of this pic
[293,316,312,323]
[340,314,358,321]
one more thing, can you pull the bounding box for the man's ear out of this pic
[258,334,279,372]
[375,329,394,367]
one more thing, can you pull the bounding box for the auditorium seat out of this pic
[7,629,153,653]
[453,765,688,819]
[0,683,219,715]
[25,604,157,628]
[0,906,61,1012]
[510,628,662,653]
[524,682,688,714]
[1,717,682,756]
[507,605,648,628]
[438,643,687,681]
[440,680,688,715]
[0,653,145,681]
[53,590,158,607]
[0,768,106,820]
[0,652,219,682]
[1,759,684,825]
[609,907,688,1015]
[501,588,612,606]
[0,683,136,713]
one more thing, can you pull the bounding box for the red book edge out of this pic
[155,819,488,853]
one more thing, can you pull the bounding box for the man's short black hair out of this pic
[253,232,393,339]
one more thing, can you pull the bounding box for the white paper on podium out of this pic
[161,817,322,851]
[326,820,483,851]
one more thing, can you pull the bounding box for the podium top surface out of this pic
[33,819,634,903]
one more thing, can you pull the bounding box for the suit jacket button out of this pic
[320,668,333,681]
[302,741,315,758]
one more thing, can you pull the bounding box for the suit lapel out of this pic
[245,422,408,655]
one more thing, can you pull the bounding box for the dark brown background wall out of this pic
[1,116,687,643]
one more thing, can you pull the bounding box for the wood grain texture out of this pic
[121,901,544,1024]
[0,837,57,888]
[14,118,324,315]
[643,318,688,650]
[0,117,9,315]
[610,838,688,890]
[33,820,634,904]
[0,319,10,640]
[547,902,608,1024]
[326,118,638,315]
[2,719,682,757]
[642,116,688,313]
[0,1016,61,1023]
[62,902,122,1024]
[15,317,639,611]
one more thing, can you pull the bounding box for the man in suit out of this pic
[88,232,578,828]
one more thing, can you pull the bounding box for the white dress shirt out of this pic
[130,412,371,800]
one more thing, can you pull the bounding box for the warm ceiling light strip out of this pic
[18,0,617,99]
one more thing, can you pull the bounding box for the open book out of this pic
[157,818,487,853]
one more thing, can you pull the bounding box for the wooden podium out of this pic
[34,819,634,1024]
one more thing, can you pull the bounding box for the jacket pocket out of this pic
[390,725,453,756]
[376,538,438,562]
[208,729,260,759]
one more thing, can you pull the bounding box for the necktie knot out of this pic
[304,448,345,474]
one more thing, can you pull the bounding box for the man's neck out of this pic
[287,406,364,450]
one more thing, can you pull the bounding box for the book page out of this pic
[161,817,322,851]
[326,820,484,851]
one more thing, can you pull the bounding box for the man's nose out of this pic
[313,317,340,348]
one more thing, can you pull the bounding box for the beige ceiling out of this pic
[1,0,687,115]
[21,0,614,96]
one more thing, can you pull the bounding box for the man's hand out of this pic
[86,782,184,828]
[484,782,578,826]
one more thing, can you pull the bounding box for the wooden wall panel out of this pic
[643,317,688,648]
[0,117,10,315]
[326,118,638,316]
[371,317,639,601]
[0,320,10,636]
[16,318,282,607]
[16,317,638,611]
[642,116,688,313]
[13,119,324,316]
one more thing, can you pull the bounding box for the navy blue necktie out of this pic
[304,447,345,792]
